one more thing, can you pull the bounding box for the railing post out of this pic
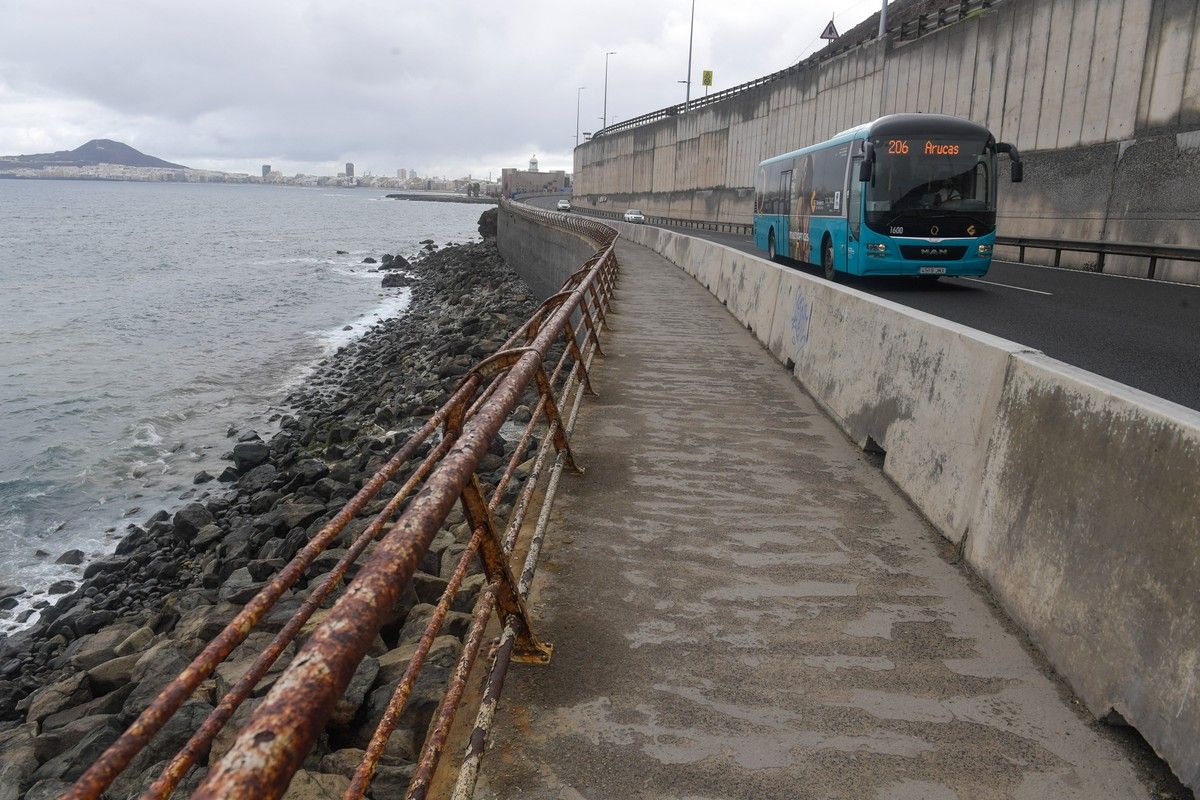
[1096,251,1106,273]
[1148,256,1158,280]
[1019,244,1025,262]
[1054,249,1061,268]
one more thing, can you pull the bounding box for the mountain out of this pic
[0,139,188,170]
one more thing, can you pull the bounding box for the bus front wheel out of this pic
[768,231,777,261]
[822,237,836,281]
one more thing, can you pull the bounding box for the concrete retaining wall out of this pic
[574,0,1200,281]
[602,216,1200,791]
[496,208,597,300]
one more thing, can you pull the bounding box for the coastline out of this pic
[0,215,541,796]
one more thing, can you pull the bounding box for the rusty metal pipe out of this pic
[192,251,605,799]
[64,384,473,800]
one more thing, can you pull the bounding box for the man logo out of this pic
[930,225,939,236]
[967,224,976,236]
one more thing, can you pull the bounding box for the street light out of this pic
[575,86,586,148]
[684,0,696,106]
[603,51,617,130]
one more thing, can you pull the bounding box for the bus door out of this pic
[782,169,792,256]
[848,156,863,273]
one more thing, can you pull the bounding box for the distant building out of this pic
[345,162,354,178]
[261,164,271,178]
[529,154,539,172]
[501,161,567,197]
[397,168,407,179]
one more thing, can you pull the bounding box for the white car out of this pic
[556,199,572,211]
[623,209,646,224]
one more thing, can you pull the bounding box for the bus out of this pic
[753,113,1022,281]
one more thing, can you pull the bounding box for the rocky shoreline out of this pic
[0,208,541,798]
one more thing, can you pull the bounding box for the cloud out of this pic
[0,0,880,177]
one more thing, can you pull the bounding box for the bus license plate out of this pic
[920,267,947,275]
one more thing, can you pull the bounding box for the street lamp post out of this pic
[603,51,617,130]
[684,0,696,106]
[575,86,586,148]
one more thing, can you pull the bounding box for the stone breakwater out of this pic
[0,228,542,798]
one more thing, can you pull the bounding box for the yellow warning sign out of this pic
[702,70,713,87]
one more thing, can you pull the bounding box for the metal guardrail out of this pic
[575,205,753,236]
[573,204,1199,281]
[66,200,620,799]
[995,235,1200,280]
[590,0,999,140]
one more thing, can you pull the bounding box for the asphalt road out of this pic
[525,197,1200,411]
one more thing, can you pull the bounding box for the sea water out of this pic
[0,180,483,628]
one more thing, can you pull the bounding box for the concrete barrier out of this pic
[604,217,1200,791]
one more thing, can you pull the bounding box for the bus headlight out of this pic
[867,243,887,257]
[977,244,993,256]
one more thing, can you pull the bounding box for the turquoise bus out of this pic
[753,113,1022,281]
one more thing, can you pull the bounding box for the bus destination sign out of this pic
[886,139,962,156]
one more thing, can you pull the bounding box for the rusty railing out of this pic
[64,198,619,799]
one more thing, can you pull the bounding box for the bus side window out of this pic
[779,170,793,217]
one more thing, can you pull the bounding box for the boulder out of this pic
[281,770,351,799]
[54,550,85,566]
[213,633,295,699]
[22,781,71,800]
[26,672,91,725]
[174,603,236,642]
[30,716,121,783]
[87,652,141,694]
[173,503,214,538]
[34,712,119,763]
[67,623,137,670]
[329,656,379,727]
[376,635,462,685]
[114,625,155,657]
[219,567,265,605]
[239,463,278,493]
[381,272,413,288]
[0,724,37,800]
[124,639,192,717]
[232,440,271,471]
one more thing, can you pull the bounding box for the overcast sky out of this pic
[0,1,881,178]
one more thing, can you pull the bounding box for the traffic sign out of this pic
[820,20,839,39]
[702,70,713,87]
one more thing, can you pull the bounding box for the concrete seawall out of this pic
[498,204,1200,791]
[495,207,597,300]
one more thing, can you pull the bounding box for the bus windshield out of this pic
[866,135,995,233]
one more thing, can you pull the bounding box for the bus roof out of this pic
[758,113,993,167]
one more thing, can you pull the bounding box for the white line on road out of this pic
[957,277,1053,295]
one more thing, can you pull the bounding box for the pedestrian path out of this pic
[477,239,1157,799]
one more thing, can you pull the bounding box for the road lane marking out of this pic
[957,277,1053,295]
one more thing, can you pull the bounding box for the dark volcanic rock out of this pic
[477,207,498,238]
[173,503,214,538]
[381,272,413,288]
[0,238,540,771]
[55,549,85,566]
[232,439,271,471]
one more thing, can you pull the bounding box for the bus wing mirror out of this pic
[997,142,1023,183]
[859,142,874,182]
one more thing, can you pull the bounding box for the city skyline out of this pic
[0,1,879,179]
